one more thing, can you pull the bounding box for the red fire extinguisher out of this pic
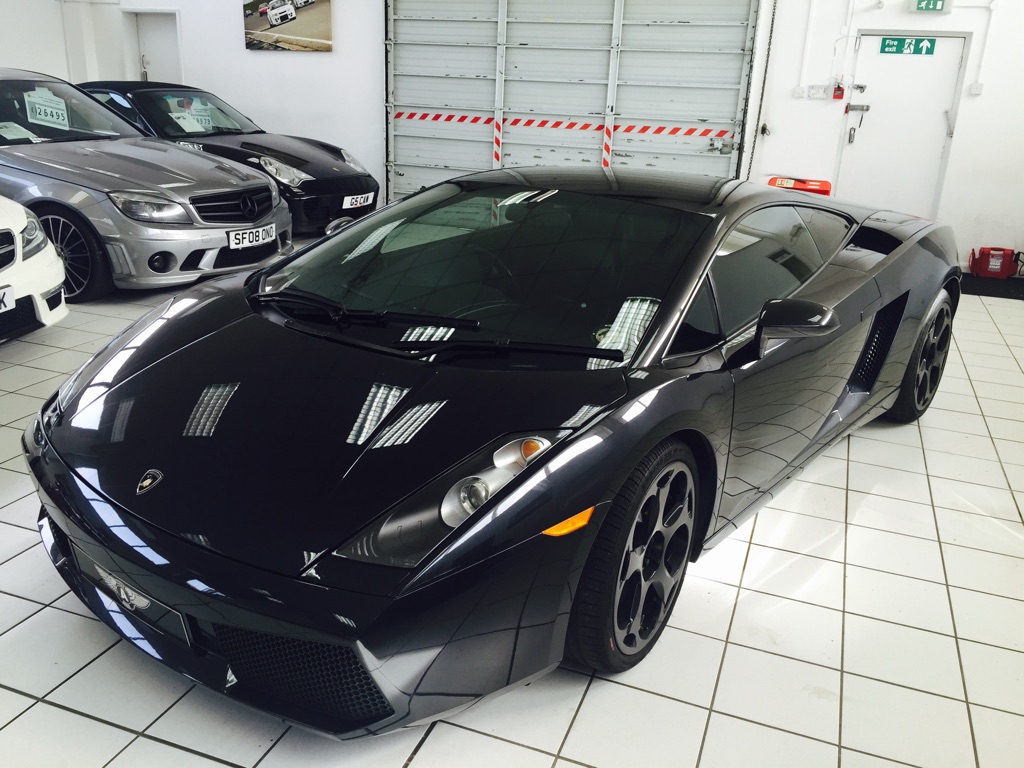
[968,248,1022,279]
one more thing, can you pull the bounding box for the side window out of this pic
[668,280,721,355]
[90,91,142,127]
[710,206,823,336]
[797,207,853,260]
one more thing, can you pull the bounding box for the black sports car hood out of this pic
[47,282,627,577]
[185,133,366,180]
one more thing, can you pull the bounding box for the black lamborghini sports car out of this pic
[24,167,959,738]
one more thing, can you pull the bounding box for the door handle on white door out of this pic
[944,109,954,138]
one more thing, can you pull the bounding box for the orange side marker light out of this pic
[542,507,595,537]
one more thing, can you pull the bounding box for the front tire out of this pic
[886,289,953,423]
[566,439,698,673]
[34,204,113,303]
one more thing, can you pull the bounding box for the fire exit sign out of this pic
[909,0,953,12]
[881,37,937,55]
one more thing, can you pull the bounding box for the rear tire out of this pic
[565,440,698,673]
[34,203,113,303]
[886,289,953,423]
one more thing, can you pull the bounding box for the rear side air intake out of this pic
[849,293,908,393]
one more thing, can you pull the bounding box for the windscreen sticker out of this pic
[189,104,213,129]
[169,112,207,133]
[24,89,69,130]
[0,122,39,141]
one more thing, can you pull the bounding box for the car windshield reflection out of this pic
[130,89,263,139]
[261,181,713,367]
[0,80,142,146]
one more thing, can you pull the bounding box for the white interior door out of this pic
[835,34,965,217]
[136,13,182,83]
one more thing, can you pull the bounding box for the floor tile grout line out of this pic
[250,724,292,768]
[401,720,437,768]
[440,720,567,761]
[0,684,249,768]
[692,512,754,767]
[922,383,982,768]
[837,436,850,768]
[553,672,595,763]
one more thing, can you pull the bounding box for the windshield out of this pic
[0,80,143,146]
[130,89,262,138]
[262,182,712,368]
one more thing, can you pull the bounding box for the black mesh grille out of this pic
[191,187,274,224]
[181,250,205,272]
[213,240,279,269]
[850,293,909,393]
[213,624,394,725]
[0,297,39,338]
[45,289,62,311]
[0,231,15,270]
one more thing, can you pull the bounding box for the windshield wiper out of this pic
[253,289,480,330]
[391,338,624,362]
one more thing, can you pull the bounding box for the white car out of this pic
[294,0,314,6]
[267,0,296,26]
[0,195,67,339]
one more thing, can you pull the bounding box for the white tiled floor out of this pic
[0,290,1023,767]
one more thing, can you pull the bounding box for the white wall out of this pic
[0,0,70,80]
[743,0,1024,264]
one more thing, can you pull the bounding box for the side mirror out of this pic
[756,298,840,358]
[324,216,354,236]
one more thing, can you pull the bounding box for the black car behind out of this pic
[80,81,379,235]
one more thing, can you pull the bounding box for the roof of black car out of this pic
[460,166,742,209]
[0,68,64,82]
[79,81,196,93]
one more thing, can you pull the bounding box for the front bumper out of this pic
[23,410,574,738]
[92,198,294,291]
[284,174,380,234]
[0,240,67,339]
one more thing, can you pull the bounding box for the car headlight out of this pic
[20,209,49,259]
[340,149,368,175]
[109,191,192,225]
[259,156,313,188]
[333,435,557,569]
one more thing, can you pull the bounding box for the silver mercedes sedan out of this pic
[0,69,293,302]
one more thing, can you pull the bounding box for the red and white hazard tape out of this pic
[393,111,735,168]
[393,111,734,138]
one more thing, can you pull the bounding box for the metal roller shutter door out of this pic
[386,0,758,199]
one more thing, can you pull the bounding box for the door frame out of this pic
[120,9,184,82]
[835,29,971,217]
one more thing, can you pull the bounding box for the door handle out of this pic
[944,109,954,138]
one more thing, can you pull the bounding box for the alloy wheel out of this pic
[914,303,952,411]
[39,213,93,299]
[613,459,694,655]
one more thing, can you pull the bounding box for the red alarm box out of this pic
[969,248,1019,279]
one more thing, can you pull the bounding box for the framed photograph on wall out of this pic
[243,0,333,51]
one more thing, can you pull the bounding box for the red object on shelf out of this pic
[767,177,833,196]
[969,248,1019,279]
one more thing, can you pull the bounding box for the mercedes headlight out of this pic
[20,209,48,259]
[333,435,557,569]
[109,191,192,224]
[340,149,368,175]
[259,156,313,188]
